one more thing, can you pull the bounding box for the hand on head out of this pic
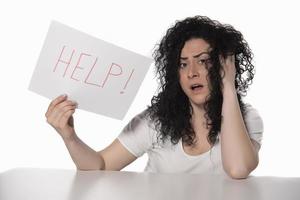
[219,54,236,88]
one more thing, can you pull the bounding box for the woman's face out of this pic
[178,38,212,108]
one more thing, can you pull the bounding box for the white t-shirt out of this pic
[118,104,263,175]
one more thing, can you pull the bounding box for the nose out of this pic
[187,63,199,79]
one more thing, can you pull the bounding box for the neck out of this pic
[190,102,208,131]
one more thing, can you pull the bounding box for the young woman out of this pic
[45,16,263,179]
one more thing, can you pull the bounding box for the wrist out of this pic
[62,132,78,144]
[223,81,236,93]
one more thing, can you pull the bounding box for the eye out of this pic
[179,63,187,68]
[198,59,207,64]
[198,58,211,66]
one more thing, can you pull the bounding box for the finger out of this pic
[46,94,67,117]
[219,55,225,66]
[48,99,77,119]
[46,99,76,121]
[56,100,77,111]
[231,54,235,60]
[60,109,76,128]
[48,104,77,128]
[49,101,77,123]
[226,54,235,64]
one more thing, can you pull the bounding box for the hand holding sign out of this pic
[45,94,77,141]
[29,21,152,120]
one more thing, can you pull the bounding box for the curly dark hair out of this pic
[146,15,255,146]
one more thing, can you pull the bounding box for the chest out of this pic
[146,137,222,174]
[182,137,212,156]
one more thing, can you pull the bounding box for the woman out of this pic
[45,16,263,179]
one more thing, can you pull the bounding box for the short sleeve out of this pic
[117,110,153,157]
[244,104,264,146]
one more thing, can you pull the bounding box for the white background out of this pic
[0,0,299,177]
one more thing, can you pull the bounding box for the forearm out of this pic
[220,84,258,178]
[63,135,105,170]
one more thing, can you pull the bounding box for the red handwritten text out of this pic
[53,45,135,94]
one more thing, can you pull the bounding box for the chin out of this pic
[189,99,206,108]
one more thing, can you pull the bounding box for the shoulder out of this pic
[243,103,264,143]
[117,109,157,157]
[123,109,153,131]
[243,103,263,126]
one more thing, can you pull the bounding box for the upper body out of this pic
[118,103,263,175]
[46,16,263,179]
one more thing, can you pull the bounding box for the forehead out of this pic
[180,38,210,56]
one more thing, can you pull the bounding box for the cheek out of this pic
[179,79,185,92]
[204,73,210,84]
[178,72,185,87]
[179,76,189,91]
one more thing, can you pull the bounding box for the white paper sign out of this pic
[29,21,153,120]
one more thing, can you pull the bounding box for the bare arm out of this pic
[98,139,137,171]
[46,95,137,171]
[219,55,259,179]
[63,136,137,171]
[220,84,259,179]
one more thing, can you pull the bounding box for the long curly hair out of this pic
[146,16,255,146]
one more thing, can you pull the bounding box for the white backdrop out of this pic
[0,0,299,177]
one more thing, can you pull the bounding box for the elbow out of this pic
[76,166,96,171]
[226,167,250,179]
[75,163,105,171]
[225,162,258,179]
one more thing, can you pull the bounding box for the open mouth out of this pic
[190,84,204,90]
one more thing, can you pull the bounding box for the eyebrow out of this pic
[180,52,210,60]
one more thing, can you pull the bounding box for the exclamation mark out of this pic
[120,69,135,94]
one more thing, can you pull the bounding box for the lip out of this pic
[190,85,205,94]
[190,83,204,89]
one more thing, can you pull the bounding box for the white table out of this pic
[0,168,299,200]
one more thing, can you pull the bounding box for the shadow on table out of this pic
[66,171,300,200]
